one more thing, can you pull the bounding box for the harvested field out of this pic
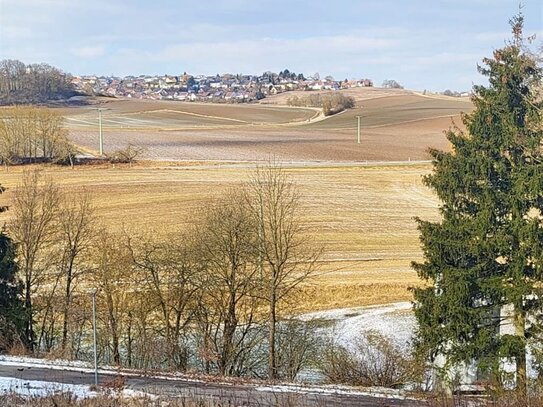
[0,162,439,311]
[69,114,465,162]
[22,91,464,310]
[58,98,318,131]
[306,94,472,130]
[260,86,419,104]
[61,91,471,162]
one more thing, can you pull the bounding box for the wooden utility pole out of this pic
[98,109,103,156]
[356,116,361,143]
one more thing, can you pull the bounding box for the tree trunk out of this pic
[106,292,121,365]
[24,276,34,352]
[127,312,133,367]
[221,289,237,376]
[268,289,277,380]
[514,304,527,398]
[61,271,72,351]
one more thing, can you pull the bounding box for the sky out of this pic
[0,0,541,91]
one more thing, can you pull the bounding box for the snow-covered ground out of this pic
[0,376,150,399]
[302,301,416,351]
[303,302,539,382]
[0,355,207,384]
[0,301,537,400]
[0,355,418,403]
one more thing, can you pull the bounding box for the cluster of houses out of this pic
[71,72,373,103]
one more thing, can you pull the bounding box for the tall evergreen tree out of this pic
[0,183,25,352]
[412,14,543,394]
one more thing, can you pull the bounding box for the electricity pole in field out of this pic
[97,109,104,156]
[96,107,112,156]
[356,115,361,144]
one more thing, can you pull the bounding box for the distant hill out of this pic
[260,86,472,107]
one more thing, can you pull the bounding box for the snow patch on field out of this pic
[0,376,96,398]
[302,301,416,350]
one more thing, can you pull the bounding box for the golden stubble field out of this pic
[15,90,463,311]
[0,162,440,311]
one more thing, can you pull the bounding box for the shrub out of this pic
[286,93,355,116]
[106,144,146,166]
[275,318,323,381]
[321,330,421,388]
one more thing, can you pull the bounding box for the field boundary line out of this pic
[136,108,250,124]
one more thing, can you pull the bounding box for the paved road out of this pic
[0,364,425,406]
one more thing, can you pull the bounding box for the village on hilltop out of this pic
[71,70,374,102]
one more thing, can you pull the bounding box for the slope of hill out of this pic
[61,89,473,162]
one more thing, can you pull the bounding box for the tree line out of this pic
[0,60,76,105]
[0,164,322,380]
[0,106,76,166]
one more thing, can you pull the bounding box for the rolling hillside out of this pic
[60,89,473,162]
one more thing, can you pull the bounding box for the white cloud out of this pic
[1,26,35,40]
[154,34,397,64]
[72,46,105,58]
[105,34,399,77]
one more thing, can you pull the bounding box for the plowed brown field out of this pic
[61,89,472,162]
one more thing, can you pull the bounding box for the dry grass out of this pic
[0,394,275,407]
[0,162,439,311]
[5,91,461,311]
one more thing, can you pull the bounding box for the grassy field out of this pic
[0,162,439,311]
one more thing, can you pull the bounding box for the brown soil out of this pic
[64,91,472,162]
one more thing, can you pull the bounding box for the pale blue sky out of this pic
[0,0,541,91]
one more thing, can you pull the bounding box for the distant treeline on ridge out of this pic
[0,59,76,105]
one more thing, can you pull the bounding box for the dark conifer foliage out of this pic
[0,204,25,351]
[412,13,543,393]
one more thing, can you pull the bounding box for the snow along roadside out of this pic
[0,355,420,401]
[0,376,151,399]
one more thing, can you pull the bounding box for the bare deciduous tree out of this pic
[9,170,61,351]
[90,229,132,365]
[57,191,96,352]
[195,190,262,376]
[248,162,321,380]
[0,107,75,166]
[126,230,200,370]
[107,144,146,167]
[0,59,74,104]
